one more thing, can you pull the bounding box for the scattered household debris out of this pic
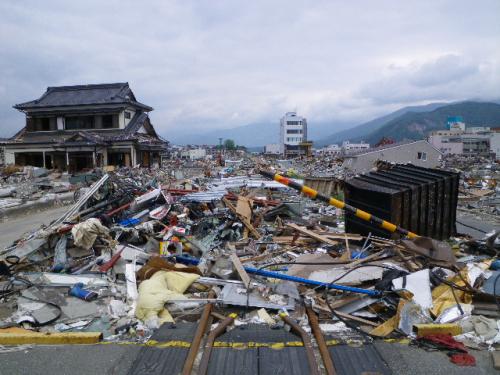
[1,155,499,373]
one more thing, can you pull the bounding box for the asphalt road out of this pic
[0,205,71,250]
[0,341,495,375]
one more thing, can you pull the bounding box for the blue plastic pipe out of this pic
[173,255,381,297]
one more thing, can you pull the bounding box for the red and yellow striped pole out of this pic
[260,170,419,239]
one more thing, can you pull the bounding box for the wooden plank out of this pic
[345,251,384,269]
[334,310,378,327]
[272,236,316,245]
[0,330,102,345]
[286,223,338,246]
[223,198,260,239]
[339,233,351,261]
[310,304,378,327]
[414,324,462,337]
[230,253,251,288]
[235,196,253,222]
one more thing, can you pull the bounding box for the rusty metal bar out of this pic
[306,306,336,375]
[198,313,237,375]
[280,313,320,375]
[259,170,419,239]
[181,290,215,375]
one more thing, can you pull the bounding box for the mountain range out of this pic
[167,100,500,147]
[313,102,448,146]
[317,101,500,146]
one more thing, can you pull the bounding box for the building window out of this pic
[102,115,114,129]
[124,111,131,119]
[417,152,427,161]
[41,118,50,131]
[287,121,301,125]
[30,117,55,131]
[65,116,95,130]
[287,129,302,134]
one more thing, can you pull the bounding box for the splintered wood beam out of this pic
[223,197,260,239]
[286,223,338,246]
[230,253,251,288]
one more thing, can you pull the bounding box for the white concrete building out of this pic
[317,144,341,155]
[264,143,281,155]
[341,141,370,154]
[343,140,441,174]
[490,131,500,160]
[428,119,493,157]
[280,112,308,157]
[180,148,206,160]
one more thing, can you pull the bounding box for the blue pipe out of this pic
[173,255,381,297]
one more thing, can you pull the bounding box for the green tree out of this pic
[224,139,236,150]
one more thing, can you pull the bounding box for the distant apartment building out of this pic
[180,147,206,160]
[341,140,370,154]
[447,116,466,132]
[490,129,500,159]
[317,144,341,155]
[343,140,441,174]
[264,143,281,155]
[279,112,311,157]
[428,117,495,158]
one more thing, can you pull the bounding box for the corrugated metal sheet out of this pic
[128,346,189,375]
[207,324,310,375]
[207,349,258,375]
[127,322,196,375]
[217,324,301,343]
[329,344,392,375]
[344,164,459,240]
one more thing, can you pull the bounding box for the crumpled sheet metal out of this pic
[180,190,227,203]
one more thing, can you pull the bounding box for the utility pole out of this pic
[218,138,223,166]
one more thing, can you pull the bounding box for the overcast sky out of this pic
[0,0,499,138]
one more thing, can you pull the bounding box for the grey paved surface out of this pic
[0,205,71,250]
[0,341,496,375]
[0,344,141,375]
[456,213,498,240]
[375,341,495,375]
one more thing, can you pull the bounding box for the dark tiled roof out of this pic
[14,83,152,111]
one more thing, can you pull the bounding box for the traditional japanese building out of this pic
[4,82,167,171]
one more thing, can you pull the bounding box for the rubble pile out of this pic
[1,159,500,371]
[441,155,500,240]
[0,166,76,217]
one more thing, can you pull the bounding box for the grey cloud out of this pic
[409,55,479,87]
[0,0,499,139]
[357,55,499,106]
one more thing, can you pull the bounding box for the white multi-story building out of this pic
[280,112,308,157]
[428,117,495,158]
[317,144,341,155]
[490,131,500,159]
[341,140,370,154]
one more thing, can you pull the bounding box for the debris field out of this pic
[1,155,499,375]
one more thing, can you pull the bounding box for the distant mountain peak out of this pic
[315,101,500,146]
